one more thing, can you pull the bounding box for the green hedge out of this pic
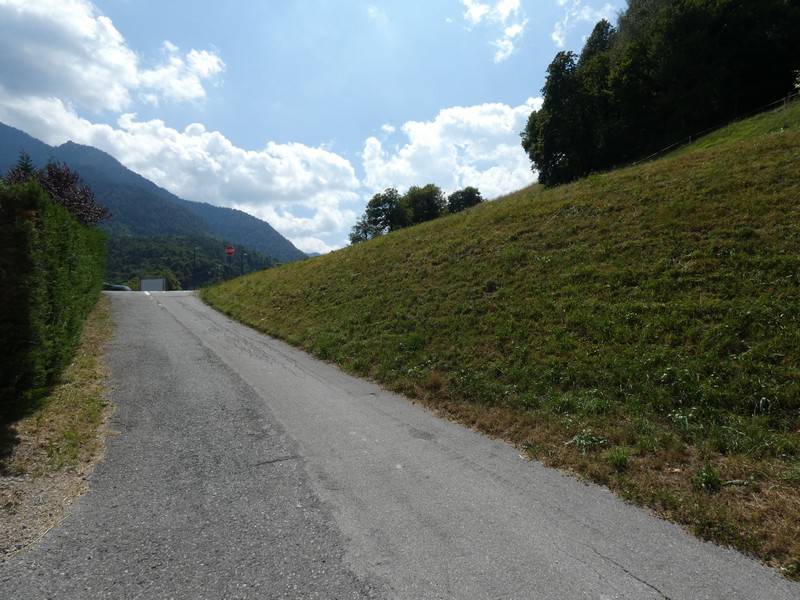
[0,180,106,417]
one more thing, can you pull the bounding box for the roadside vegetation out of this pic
[0,297,112,556]
[0,154,110,555]
[204,101,800,577]
[0,155,110,554]
[1,156,107,421]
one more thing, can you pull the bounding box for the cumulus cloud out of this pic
[0,0,350,254]
[0,0,224,112]
[362,97,543,199]
[0,0,544,251]
[460,0,527,62]
[552,0,617,48]
[366,5,389,27]
[0,89,360,253]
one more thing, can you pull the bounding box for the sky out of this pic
[0,0,619,253]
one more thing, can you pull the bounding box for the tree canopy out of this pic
[523,0,800,186]
[350,184,482,244]
[4,154,109,225]
[447,186,483,213]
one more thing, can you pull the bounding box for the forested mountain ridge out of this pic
[0,122,307,263]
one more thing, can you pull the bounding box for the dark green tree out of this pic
[579,19,616,64]
[348,216,379,244]
[365,188,410,233]
[9,151,36,180]
[403,184,445,224]
[522,0,800,187]
[447,186,483,213]
[4,157,109,225]
[521,51,591,186]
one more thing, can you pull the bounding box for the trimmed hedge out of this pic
[0,180,106,417]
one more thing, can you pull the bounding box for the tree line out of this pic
[350,184,482,244]
[522,0,800,186]
[106,235,276,290]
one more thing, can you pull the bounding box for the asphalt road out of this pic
[2,291,798,599]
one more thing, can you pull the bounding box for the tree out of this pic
[447,186,483,213]
[403,184,445,224]
[521,0,800,187]
[579,19,616,65]
[365,188,410,233]
[348,217,378,244]
[37,161,109,225]
[5,151,36,181]
[3,155,109,226]
[348,188,410,244]
[522,51,591,186]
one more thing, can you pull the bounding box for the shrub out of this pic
[0,180,106,418]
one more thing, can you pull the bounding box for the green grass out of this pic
[203,101,800,576]
[2,296,112,477]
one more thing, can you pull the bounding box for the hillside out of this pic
[107,235,276,290]
[0,123,307,263]
[204,102,800,575]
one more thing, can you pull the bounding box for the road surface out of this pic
[1,291,798,599]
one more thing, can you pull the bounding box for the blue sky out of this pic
[0,0,619,252]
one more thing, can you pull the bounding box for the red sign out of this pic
[224,245,235,256]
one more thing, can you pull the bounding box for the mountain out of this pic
[203,101,800,573]
[0,122,307,263]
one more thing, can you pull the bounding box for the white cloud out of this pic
[0,0,224,112]
[138,43,225,104]
[0,0,545,251]
[552,0,617,48]
[0,88,361,252]
[287,237,337,255]
[362,97,543,199]
[460,0,527,62]
[366,5,389,27]
[462,0,492,25]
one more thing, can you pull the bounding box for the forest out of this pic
[522,0,800,185]
[106,235,276,290]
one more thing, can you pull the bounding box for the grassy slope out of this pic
[204,103,800,575]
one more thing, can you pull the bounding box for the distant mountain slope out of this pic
[0,122,53,167]
[170,197,304,263]
[0,123,307,263]
[106,234,276,290]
